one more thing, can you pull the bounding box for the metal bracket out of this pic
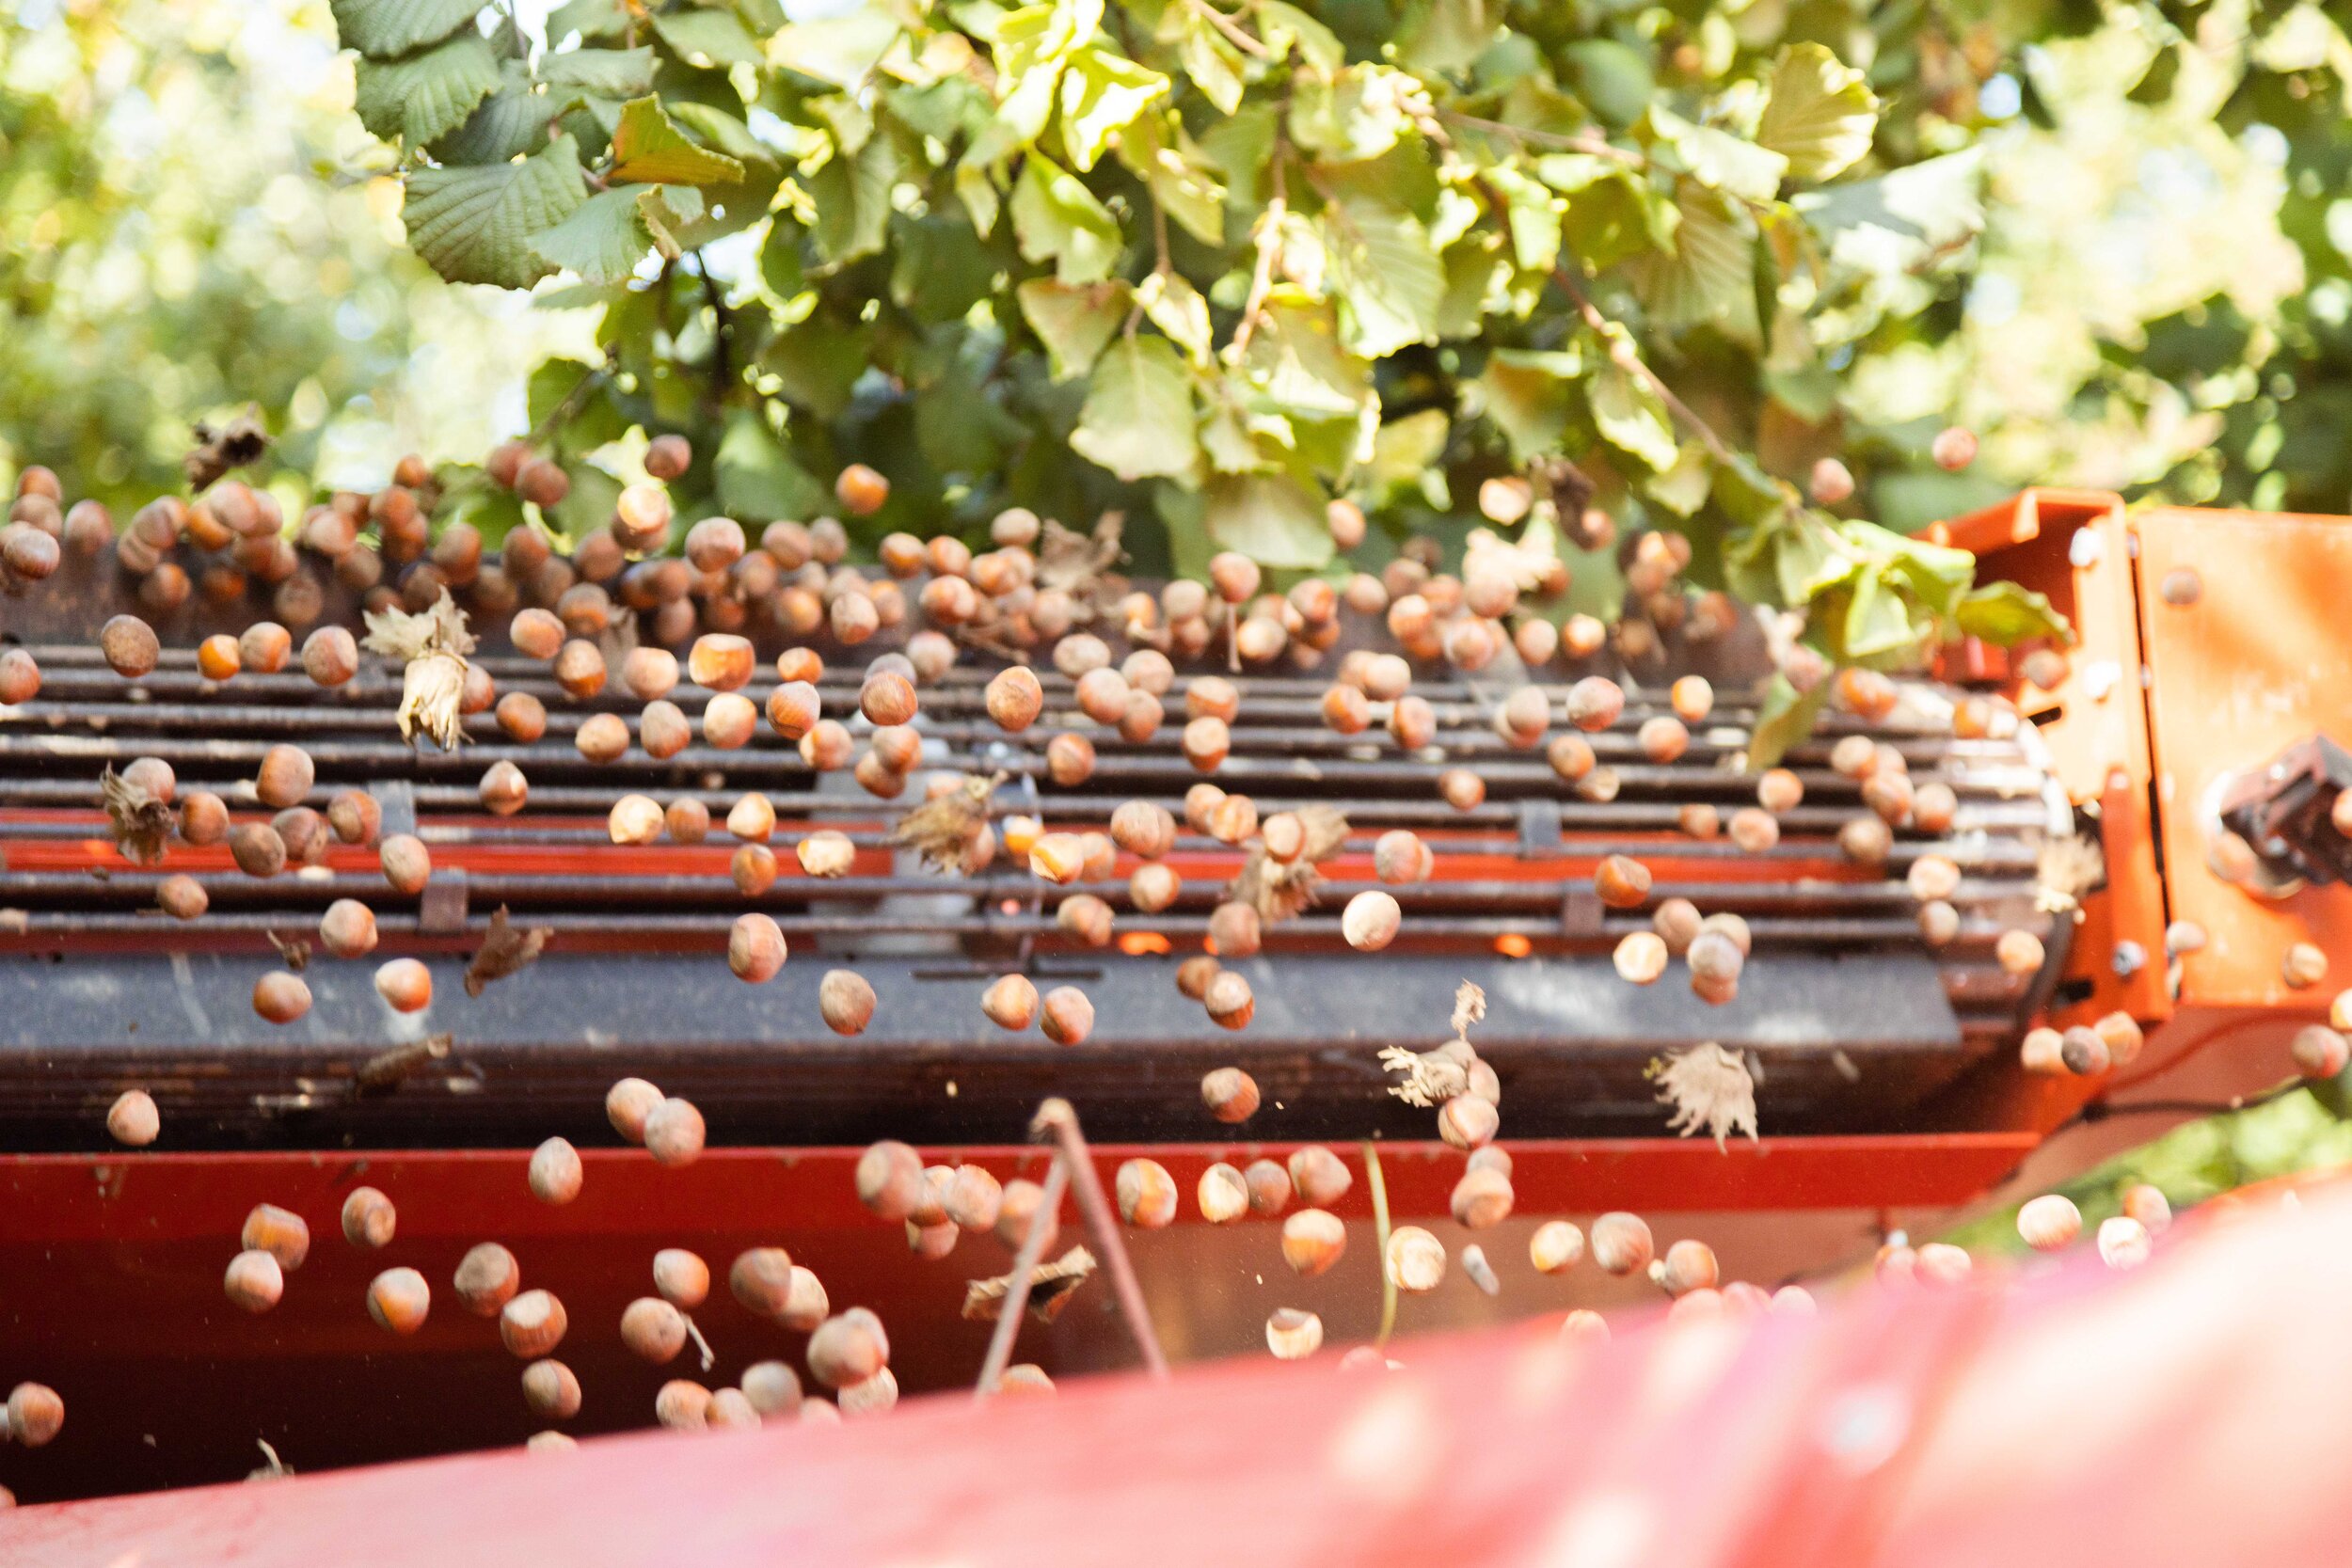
[1517,798,1563,858]
[371,779,418,841]
[418,869,469,935]
[1558,887,1603,937]
[2217,734,2352,888]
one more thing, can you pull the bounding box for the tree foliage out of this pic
[327,0,2067,690]
[0,1,554,513]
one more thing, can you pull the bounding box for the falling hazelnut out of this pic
[107,1088,161,1147]
[1280,1209,1346,1276]
[982,973,1040,1030]
[455,1243,522,1316]
[1530,1220,1585,1275]
[644,1098,706,1166]
[252,971,312,1024]
[522,1360,581,1420]
[1450,1167,1514,1229]
[2017,1193,2081,1252]
[1287,1145,1351,1206]
[1591,1212,1653,1275]
[529,1137,584,1204]
[367,1268,431,1335]
[501,1290,569,1358]
[1115,1158,1179,1228]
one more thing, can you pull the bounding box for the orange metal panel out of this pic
[2134,508,2352,1009]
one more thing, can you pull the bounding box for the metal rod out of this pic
[973,1151,1072,1401]
[1033,1097,1167,1380]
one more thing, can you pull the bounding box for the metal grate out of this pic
[0,579,2070,1149]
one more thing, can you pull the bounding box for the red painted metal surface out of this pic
[10,1173,2351,1567]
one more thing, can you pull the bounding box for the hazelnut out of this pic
[180,790,231,846]
[2017,1193,2081,1252]
[1280,1209,1346,1276]
[1591,1212,1653,1275]
[528,1136,583,1204]
[1438,768,1486,811]
[107,1088,162,1147]
[729,1247,797,1316]
[1199,1163,1250,1224]
[231,823,289,879]
[1450,1167,1514,1229]
[225,1249,285,1312]
[606,1078,662,1143]
[1438,1094,1499,1149]
[252,971,312,1023]
[1530,1220,1585,1275]
[1375,830,1433,884]
[982,974,1040,1030]
[655,1381,712,1431]
[455,1243,521,1316]
[2284,942,2329,990]
[497,692,547,743]
[1564,676,1623,731]
[1201,1066,1260,1123]
[1040,985,1095,1045]
[1995,929,2046,976]
[366,1268,431,1335]
[373,957,432,1013]
[1287,1145,1352,1206]
[798,831,856,877]
[1659,1239,1719,1296]
[1114,1158,1179,1229]
[1613,931,1667,984]
[985,666,1045,732]
[1384,1227,1447,1293]
[379,832,432,894]
[1130,862,1182,912]
[1208,901,1263,959]
[689,634,755,692]
[1265,1307,1324,1360]
[807,1307,890,1389]
[622,1297,689,1364]
[820,970,878,1036]
[1594,855,1651,909]
[729,912,787,982]
[644,1097,706,1166]
[2292,1024,2348,1079]
[100,613,161,677]
[1245,1159,1292,1214]
[1204,970,1255,1030]
[522,1359,581,1420]
[1343,890,1402,951]
[501,1290,569,1358]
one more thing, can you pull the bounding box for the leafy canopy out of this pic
[328,0,2070,691]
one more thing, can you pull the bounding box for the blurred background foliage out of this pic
[1,0,2349,528]
[0,0,594,514]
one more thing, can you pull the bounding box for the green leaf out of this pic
[329,0,483,58]
[1202,474,1336,568]
[806,135,900,265]
[1639,186,1760,347]
[1482,166,1563,274]
[1956,581,2075,646]
[1140,271,1213,363]
[1070,334,1200,482]
[1757,43,1880,182]
[1288,68,1416,163]
[609,97,746,186]
[1397,0,1496,76]
[1245,298,1373,423]
[1168,6,1245,114]
[648,9,764,69]
[537,45,657,101]
[1016,278,1131,380]
[1258,1,1343,72]
[716,411,826,521]
[1116,113,1226,245]
[665,103,779,171]
[1589,359,1677,472]
[1474,347,1582,463]
[529,186,659,283]
[353,33,500,146]
[1650,107,1788,204]
[1843,564,1920,660]
[768,11,904,88]
[1362,409,1452,504]
[955,162,1001,238]
[1645,443,1712,516]
[547,0,629,42]
[1846,519,1973,623]
[1563,39,1652,126]
[1321,199,1442,359]
[764,315,873,420]
[1746,674,1826,769]
[1057,47,1168,172]
[403,133,588,289]
[430,64,554,164]
[1010,154,1123,284]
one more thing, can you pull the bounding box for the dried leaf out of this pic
[961,1245,1098,1323]
[1649,1042,1759,1150]
[100,766,174,865]
[363,589,476,751]
[1231,806,1349,923]
[465,905,550,995]
[2035,835,2105,914]
[266,931,311,973]
[890,772,1005,875]
[1451,980,1486,1040]
[355,1033,453,1095]
[183,409,272,490]
[1379,1042,1471,1108]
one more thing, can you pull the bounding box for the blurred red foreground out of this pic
[8,1178,2348,1568]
